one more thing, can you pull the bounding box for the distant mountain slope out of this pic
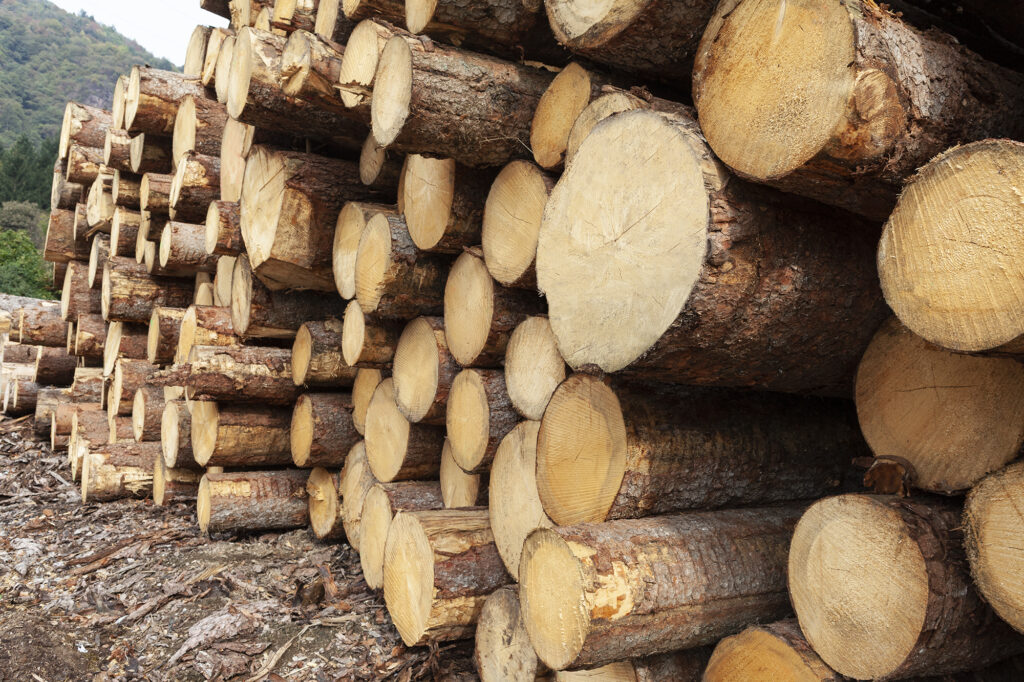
[0,0,176,148]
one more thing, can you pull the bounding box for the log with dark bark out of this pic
[161,399,200,469]
[172,94,229,167]
[44,208,88,263]
[201,0,232,20]
[364,377,444,482]
[306,466,344,540]
[370,35,554,167]
[404,0,545,49]
[59,102,112,161]
[52,262,68,290]
[81,441,161,503]
[190,401,293,466]
[205,200,242,256]
[170,152,221,223]
[110,358,157,416]
[392,317,457,424]
[185,344,299,404]
[140,173,174,214]
[341,300,401,368]
[704,619,841,682]
[147,306,186,364]
[132,385,164,442]
[692,0,1024,220]
[61,261,102,321]
[333,202,396,300]
[102,257,195,323]
[107,414,136,445]
[290,392,359,467]
[176,305,237,365]
[197,469,309,533]
[128,133,173,175]
[70,367,104,403]
[536,109,887,396]
[790,494,1024,679]
[291,319,357,388]
[358,480,443,589]
[446,368,517,475]
[65,144,105,186]
[18,300,66,347]
[153,457,201,506]
[481,160,553,289]
[3,343,41,365]
[7,380,39,416]
[110,207,142,257]
[125,67,206,137]
[340,440,374,549]
[68,408,108,479]
[520,505,805,670]
[72,313,106,359]
[103,320,149,376]
[160,221,218,274]
[383,508,509,646]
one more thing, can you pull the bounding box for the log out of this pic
[339,440,375,549]
[125,67,206,136]
[69,408,108,479]
[440,437,484,508]
[172,94,229,168]
[215,34,237,104]
[240,146,394,291]
[503,316,564,421]
[71,202,91,241]
[205,200,242,256]
[59,102,112,161]
[341,300,401,368]
[704,620,840,682]
[111,173,141,214]
[194,279,215,306]
[133,385,164,442]
[404,0,543,47]
[190,401,293,466]
[53,262,68,290]
[162,399,200,469]
[359,480,443,590]
[186,344,299,404]
[370,35,554,167]
[358,134,401,188]
[231,254,348,338]
[444,250,544,367]
[333,202,397,300]
[392,317,457,424]
[87,234,111,289]
[306,466,344,540]
[279,28,349,112]
[102,320,149,376]
[170,152,221,223]
[147,306,186,364]
[65,144,104,186]
[692,0,1024,220]
[539,374,861,526]
[219,117,251,203]
[85,171,115,231]
[139,173,174,214]
[73,313,106,359]
[364,377,444,481]
[51,161,83,211]
[176,305,237,365]
[8,380,38,415]
[401,156,491,253]
[213,256,236,307]
[107,414,136,445]
[290,393,359,467]
[153,457,201,505]
[520,505,804,670]
[202,28,235,86]
[855,318,1024,493]
[128,133,173,175]
[230,0,275,28]
[790,494,1024,679]
[70,367,104,402]
[446,369,517,475]
[18,301,66,347]
[44,208,88,263]
[103,128,134,173]
[197,469,309,533]
[110,358,157,416]
[352,367,382,435]
[383,508,509,645]
[102,257,195,323]
[536,109,887,395]
[341,0,404,25]
[81,442,160,503]
[474,587,547,682]
[315,0,357,42]
[160,221,218,274]
[3,343,40,365]
[354,213,450,319]
[110,207,142,257]
[35,346,76,385]
[201,0,232,19]
[965,461,1024,635]
[481,160,554,289]
[113,74,128,128]
[289,317,355,388]
[337,19,393,109]
[34,387,70,437]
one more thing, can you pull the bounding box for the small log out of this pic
[133,385,164,442]
[71,202,91,241]
[337,19,393,109]
[340,440,374,549]
[520,505,804,670]
[140,173,174,214]
[446,368,517,474]
[103,128,134,173]
[128,133,172,175]
[333,201,396,300]
[383,508,509,645]
[341,300,401,368]
[279,28,348,112]
[290,392,359,467]
[218,117,250,202]
[107,413,136,444]
[162,399,200,469]
[370,35,554,167]
[194,279,215,306]
[354,213,450,319]
[440,437,484,508]
[315,0,357,42]
[401,156,491,253]
[502,316,564,421]
[202,28,235,87]
[73,313,106,359]
[704,620,840,682]
[44,207,88,263]
[177,305,237,365]
[230,0,275,28]
[358,134,401,189]
[170,152,221,223]
[213,255,236,307]
[856,319,1024,493]
[205,200,242,256]
[69,408,108,479]
[102,257,195,323]
[70,367,104,402]
[364,377,444,482]
[214,34,237,104]
[3,343,41,365]
[7,380,39,415]
[110,207,142,257]
[359,480,443,589]
[153,457,201,506]
[18,301,66,347]
[147,306,186,364]
[172,94,229,166]
[306,466,344,540]
[110,358,157,416]
[53,262,68,290]
[185,26,214,77]
[290,318,356,387]
[529,63,617,171]
[481,160,554,289]
[404,0,544,49]
[34,387,70,437]
[59,102,112,160]
[186,344,299,404]
[125,67,206,136]
[790,494,1024,679]
[190,401,292,466]
[352,367,382,435]
[102,320,149,376]
[392,317,457,424]
[81,441,160,503]
[66,144,105,186]
[88,234,111,289]
[474,587,549,682]
[51,161,84,211]
[197,469,309,533]
[35,346,76,385]
[159,220,218,274]
[85,171,115,231]
[112,171,141,215]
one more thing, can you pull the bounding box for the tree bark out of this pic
[65,144,104,186]
[107,413,136,445]
[206,200,242,256]
[86,172,115,233]
[70,367,104,402]
[140,173,174,214]
[103,128,134,173]
[383,508,509,646]
[201,0,232,19]
[108,358,156,417]
[173,94,229,167]
[359,481,444,590]
[72,313,106,359]
[170,151,221,224]
[290,392,359,467]
[159,220,218,274]
[7,380,39,415]
[692,0,1024,220]
[60,102,112,160]
[132,385,164,442]
[103,320,149,376]
[446,368,517,476]
[279,29,349,114]
[185,344,299,404]
[364,377,445,481]
[44,208,88,263]
[147,306,185,364]
[198,469,309,533]
[153,457,202,505]
[177,305,237,365]
[340,300,402,368]
[81,442,161,503]
[404,0,544,48]
[34,387,71,437]
[61,261,102,321]
[520,505,805,670]
[191,401,293,466]
[129,133,173,175]
[161,399,200,469]
[393,317,457,424]
[3,343,40,365]
[18,301,66,347]
[102,257,195,323]
[110,207,142,256]
[125,67,206,137]
[704,619,841,682]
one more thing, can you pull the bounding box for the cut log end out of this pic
[220,118,253,203]
[370,36,412,147]
[359,483,395,590]
[230,253,254,334]
[341,299,367,366]
[354,211,397,312]
[440,438,481,508]
[227,28,257,120]
[382,512,435,645]
[239,146,286,269]
[392,317,441,423]
[190,400,220,466]
[290,394,315,467]
[352,367,382,435]
[196,474,213,532]
[446,370,493,474]
[132,388,147,441]
[364,377,410,482]
[340,441,374,550]
[335,202,390,300]
[291,323,313,386]
[307,467,342,539]
[401,155,454,251]
[704,621,841,682]
[482,160,550,287]
[443,252,494,368]
[475,587,542,682]
[505,316,565,420]
[530,62,595,169]
[490,421,550,578]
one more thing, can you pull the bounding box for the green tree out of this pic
[0,228,55,298]
[0,134,56,208]
[0,200,47,247]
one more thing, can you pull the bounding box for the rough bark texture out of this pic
[73,313,106,359]
[521,506,804,670]
[34,346,76,385]
[207,200,243,255]
[148,306,185,364]
[44,208,89,263]
[195,404,293,466]
[161,221,218,274]
[141,173,174,215]
[186,344,299,404]
[692,0,1024,220]
[129,133,173,175]
[291,392,359,467]
[233,255,349,338]
[111,358,157,416]
[3,343,41,365]
[153,460,201,506]
[9,381,39,414]
[199,469,308,533]
[133,385,165,442]
[51,161,84,211]
[170,152,221,224]
[178,305,237,365]
[111,172,141,214]
[372,36,554,167]
[103,321,150,376]
[406,0,544,50]
[293,319,357,387]
[104,128,134,173]
[108,414,136,445]
[103,257,195,323]
[65,144,105,186]
[279,29,349,114]
[81,442,161,503]
[126,68,206,137]
[61,261,102,321]
[111,207,142,257]
[19,301,66,347]
[69,368,104,403]
[61,102,112,162]
[342,307,402,368]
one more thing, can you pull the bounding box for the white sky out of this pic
[47,0,228,66]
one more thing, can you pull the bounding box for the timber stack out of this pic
[6,0,1024,678]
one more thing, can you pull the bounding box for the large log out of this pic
[400,155,491,253]
[197,469,309,533]
[358,480,443,590]
[290,393,359,467]
[59,102,111,161]
[147,306,186,364]
[539,374,860,526]
[161,399,199,469]
[446,369,517,475]
[354,213,449,319]
[341,300,401,368]
[339,440,375,549]
[306,466,344,540]
[18,300,65,347]
[392,317,456,424]
[364,377,444,482]
[205,200,242,256]
[3,343,41,365]
[102,320,149,376]
[692,0,1024,220]
[170,152,221,224]
[185,344,299,404]
[503,316,564,421]
[333,202,397,300]
[190,401,292,466]
[439,437,484,508]
[80,442,160,503]
[351,367,381,435]
[176,304,237,365]
[488,420,549,578]
[44,208,88,263]
[789,494,1024,679]
[371,35,554,167]
[110,358,157,416]
[7,380,38,416]
[481,160,554,289]
[160,221,218,274]
[855,318,1024,494]
[153,457,201,506]
[536,109,887,396]
[704,620,841,682]
[125,67,206,137]
[172,94,229,166]
[877,140,1024,354]
[132,385,164,442]
[34,346,76,386]
[520,505,804,670]
[241,146,395,292]
[102,257,195,323]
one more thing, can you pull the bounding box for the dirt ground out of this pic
[0,416,476,681]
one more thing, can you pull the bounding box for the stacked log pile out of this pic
[7,0,1024,678]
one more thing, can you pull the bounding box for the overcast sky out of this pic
[48,0,228,66]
